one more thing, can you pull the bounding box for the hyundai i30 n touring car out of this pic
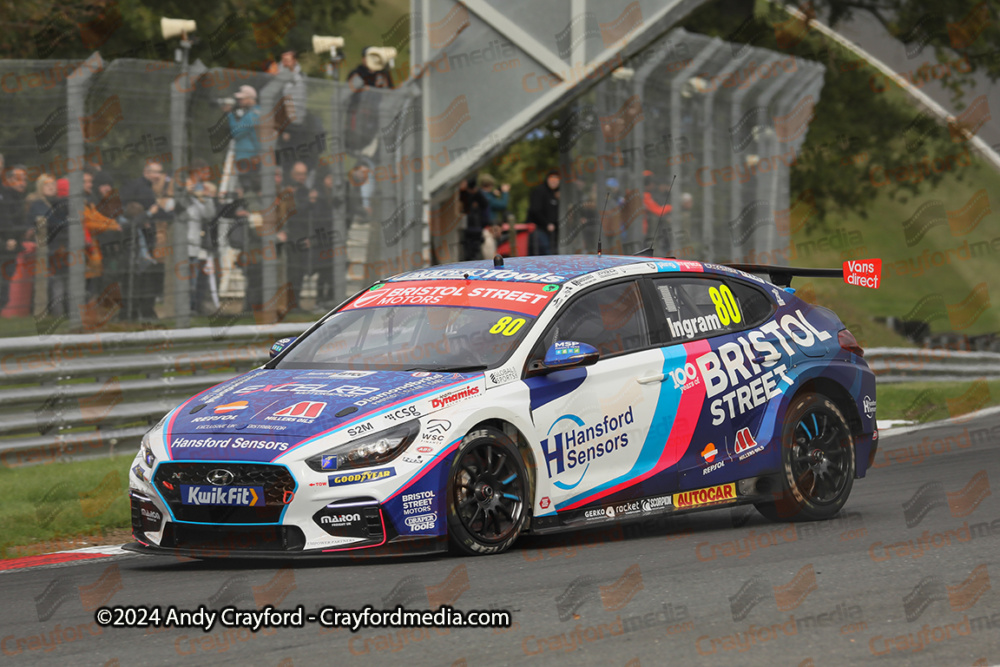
[125,255,876,557]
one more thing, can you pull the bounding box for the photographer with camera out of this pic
[222,86,262,195]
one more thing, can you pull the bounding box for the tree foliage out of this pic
[0,0,375,75]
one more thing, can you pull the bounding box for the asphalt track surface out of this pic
[3,410,1000,667]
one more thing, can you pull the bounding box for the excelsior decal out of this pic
[541,409,634,490]
[343,280,557,316]
[674,483,736,509]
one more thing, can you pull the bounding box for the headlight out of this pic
[306,420,419,472]
[140,436,156,468]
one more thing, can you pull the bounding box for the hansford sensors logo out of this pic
[541,409,634,490]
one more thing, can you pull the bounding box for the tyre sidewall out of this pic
[774,392,856,521]
[446,427,529,556]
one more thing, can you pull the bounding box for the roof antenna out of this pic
[637,173,677,257]
[597,191,610,257]
[493,254,504,267]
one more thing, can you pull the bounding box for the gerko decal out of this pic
[344,280,557,316]
[674,483,736,509]
[844,259,882,289]
[541,409,634,489]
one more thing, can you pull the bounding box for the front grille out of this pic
[154,462,295,524]
[162,523,306,552]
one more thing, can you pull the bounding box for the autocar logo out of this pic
[206,469,235,486]
[701,443,718,463]
[214,401,248,414]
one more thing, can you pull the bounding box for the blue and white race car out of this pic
[125,255,876,557]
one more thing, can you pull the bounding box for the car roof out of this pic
[386,255,705,284]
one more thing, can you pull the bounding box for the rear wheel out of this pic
[755,392,855,522]
[446,427,528,555]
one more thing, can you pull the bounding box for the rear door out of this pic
[645,275,778,488]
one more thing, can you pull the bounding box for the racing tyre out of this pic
[447,427,528,555]
[755,392,855,522]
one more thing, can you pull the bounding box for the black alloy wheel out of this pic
[756,392,856,522]
[447,427,528,555]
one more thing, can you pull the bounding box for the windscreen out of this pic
[275,280,561,371]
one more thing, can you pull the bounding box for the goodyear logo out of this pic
[328,467,396,486]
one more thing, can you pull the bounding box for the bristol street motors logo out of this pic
[214,401,248,414]
[540,408,634,490]
[267,401,327,423]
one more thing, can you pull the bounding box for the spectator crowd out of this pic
[0,41,682,324]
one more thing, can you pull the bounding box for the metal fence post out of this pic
[258,71,293,323]
[169,59,206,327]
[66,53,105,331]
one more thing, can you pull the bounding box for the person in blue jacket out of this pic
[225,85,263,194]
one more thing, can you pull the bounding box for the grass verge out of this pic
[0,454,135,559]
[876,379,1000,423]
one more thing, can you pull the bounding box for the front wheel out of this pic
[755,392,855,522]
[446,427,528,555]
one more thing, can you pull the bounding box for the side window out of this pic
[653,278,773,342]
[533,281,649,360]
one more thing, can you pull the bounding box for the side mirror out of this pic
[537,341,600,372]
[269,337,296,359]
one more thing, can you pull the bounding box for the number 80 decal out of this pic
[489,316,526,336]
[709,285,741,326]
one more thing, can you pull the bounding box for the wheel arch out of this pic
[791,377,864,440]
[471,418,538,529]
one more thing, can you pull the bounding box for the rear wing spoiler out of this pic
[723,264,843,288]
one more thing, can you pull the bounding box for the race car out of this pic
[125,255,876,558]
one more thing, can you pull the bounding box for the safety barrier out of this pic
[0,323,305,468]
[2,337,997,467]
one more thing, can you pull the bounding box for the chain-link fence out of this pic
[0,52,425,336]
[0,25,822,337]
[557,28,825,262]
